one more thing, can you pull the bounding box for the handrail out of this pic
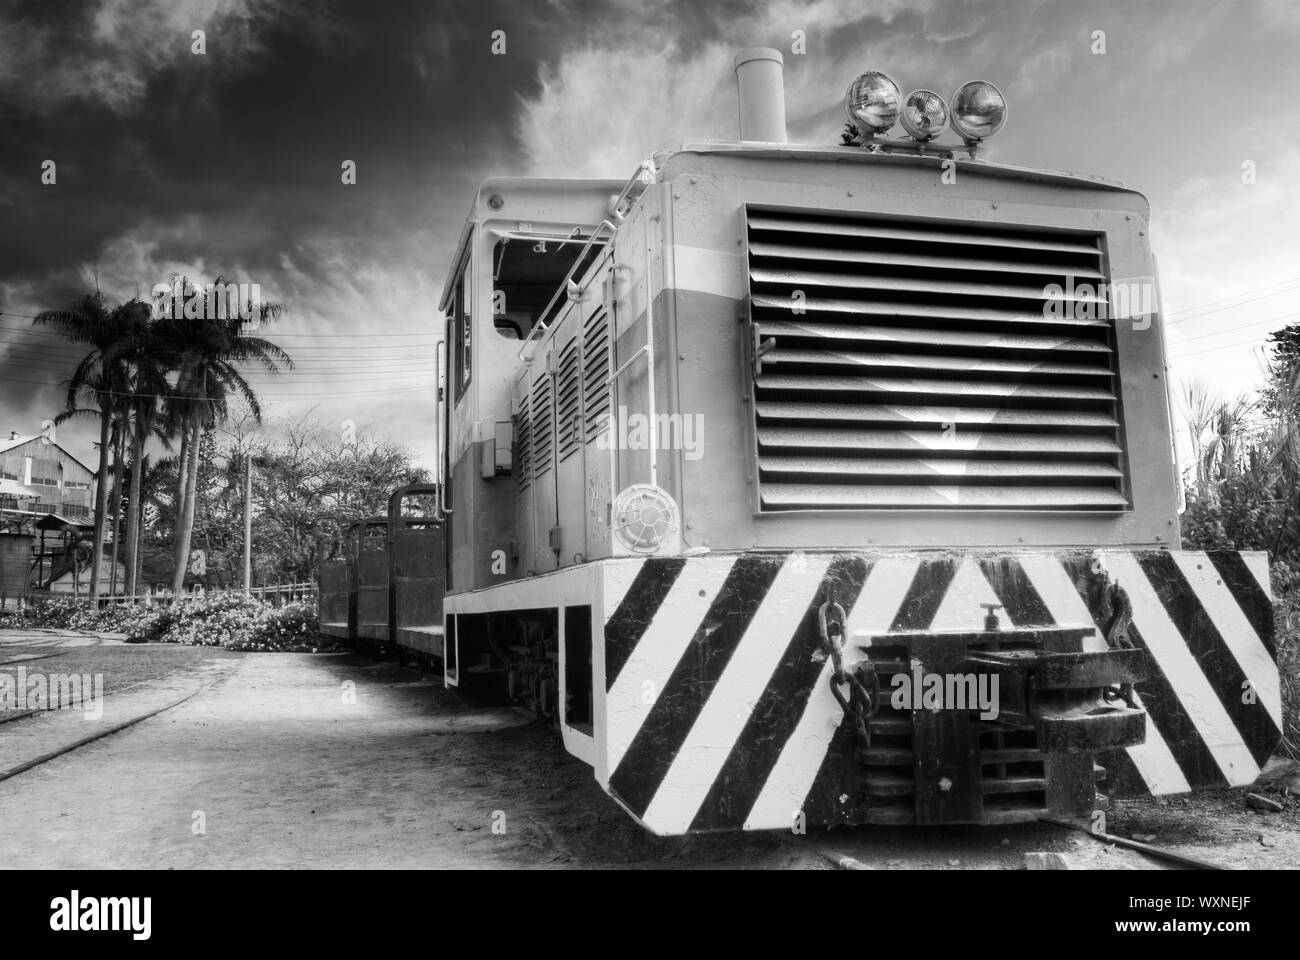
[517,218,618,358]
[387,483,441,530]
[609,158,658,221]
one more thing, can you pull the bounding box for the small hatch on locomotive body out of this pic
[433,49,1280,834]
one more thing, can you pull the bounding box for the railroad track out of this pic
[814,818,1228,871]
[0,677,222,784]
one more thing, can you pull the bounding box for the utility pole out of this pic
[243,452,253,593]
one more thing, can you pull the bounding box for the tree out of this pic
[158,278,290,592]
[34,294,151,597]
[117,320,173,596]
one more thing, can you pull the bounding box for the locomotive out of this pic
[324,49,1280,835]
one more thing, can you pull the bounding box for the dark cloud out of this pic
[2,0,1299,462]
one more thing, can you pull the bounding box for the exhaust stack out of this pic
[733,47,787,143]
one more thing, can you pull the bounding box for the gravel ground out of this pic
[0,647,1295,870]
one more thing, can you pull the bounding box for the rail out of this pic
[11,582,319,610]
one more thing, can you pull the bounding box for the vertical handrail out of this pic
[602,245,659,489]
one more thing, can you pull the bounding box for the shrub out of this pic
[0,594,336,652]
[1276,593,1300,761]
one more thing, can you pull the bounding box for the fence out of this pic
[14,582,318,611]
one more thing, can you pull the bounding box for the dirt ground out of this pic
[0,644,1297,870]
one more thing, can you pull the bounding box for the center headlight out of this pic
[899,89,948,141]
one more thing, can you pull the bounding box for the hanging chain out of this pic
[819,597,877,751]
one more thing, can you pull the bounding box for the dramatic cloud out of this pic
[2,0,1299,470]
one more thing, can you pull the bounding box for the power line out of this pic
[0,344,437,375]
[0,310,440,340]
[0,370,435,401]
[1168,339,1272,362]
[0,324,439,357]
[1166,310,1300,347]
[1164,277,1300,318]
[1166,283,1300,326]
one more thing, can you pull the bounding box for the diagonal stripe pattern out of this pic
[599,548,1278,833]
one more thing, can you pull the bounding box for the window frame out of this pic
[452,256,473,404]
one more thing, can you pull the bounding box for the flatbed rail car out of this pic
[432,50,1280,834]
[317,486,445,666]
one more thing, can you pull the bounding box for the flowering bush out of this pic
[0,597,81,629]
[0,594,335,652]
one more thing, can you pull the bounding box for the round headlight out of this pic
[844,70,900,136]
[612,484,679,554]
[899,89,948,142]
[949,80,1007,142]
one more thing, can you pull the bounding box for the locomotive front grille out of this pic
[745,206,1128,511]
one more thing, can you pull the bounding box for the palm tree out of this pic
[160,279,290,592]
[1179,378,1219,491]
[35,295,147,598]
[112,313,176,596]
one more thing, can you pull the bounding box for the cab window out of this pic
[490,234,607,339]
[453,264,471,401]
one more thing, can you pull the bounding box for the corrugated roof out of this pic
[0,477,40,499]
[0,435,94,474]
[0,435,37,454]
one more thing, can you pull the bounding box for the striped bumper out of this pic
[599,549,1278,834]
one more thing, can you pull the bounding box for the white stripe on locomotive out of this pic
[744,556,921,831]
[1106,553,1259,785]
[1172,552,1281,727]
[640,553,831,836]
[1017,554,1191,795]
[605,556,736,772]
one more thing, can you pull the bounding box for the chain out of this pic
[819,598,877,751]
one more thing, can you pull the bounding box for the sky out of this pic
[1,0,1299,470]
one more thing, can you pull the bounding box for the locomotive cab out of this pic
[433,50,1280,834]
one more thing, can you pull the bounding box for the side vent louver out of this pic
[556,338,581,462]
[746,207,1128,511]
[583,308,611,440]
[532,375,554,478]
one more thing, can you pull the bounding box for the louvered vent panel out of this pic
[746,208,1127,511]
[515,390,532,491]
[556,339,581,462]
[583,308,611,439]
[532,375,554,477]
